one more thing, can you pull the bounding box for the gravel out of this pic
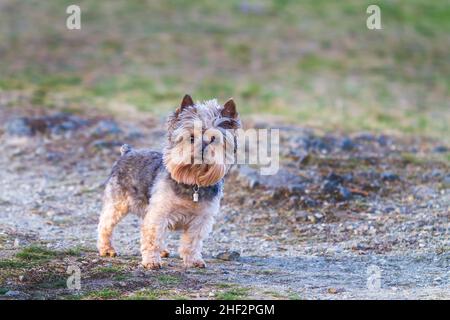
[0,109,449,300]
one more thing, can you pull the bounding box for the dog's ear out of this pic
[176,94,194,114]
[221,98,238,119]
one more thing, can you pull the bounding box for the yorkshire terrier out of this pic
[97,95,240,269]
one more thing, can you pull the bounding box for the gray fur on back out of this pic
[108,149,163,206]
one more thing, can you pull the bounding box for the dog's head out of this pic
[163,95,241,187]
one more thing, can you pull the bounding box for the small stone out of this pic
[433,146,448,153]
[338,186,352,201]
[355,133,375,141]
[288,184,305,194]
[307,215,317,223]
[383,207,395,213]
[327,287,345,294]
[303,197,318,208]
[328,288,338,294]
[46,152,63,162]
[248,179,260,189]
[381,172,399,181]
[132,269,145,277]
[321,180,339,193]
[5,290,22,297]
[340,137,355,151]
[342,173,354,182]
[5,118,33,136]
[377,135,389,146]
[314,213,324,221]
[216,251,240,261]
[326,172,344,184]
[298,153,312,165]
[442,175,450,186]
[295,211,308,222]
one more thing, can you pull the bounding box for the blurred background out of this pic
[0,1,449,300]
[0,0,448,141]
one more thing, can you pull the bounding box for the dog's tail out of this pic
[120,144,132,156]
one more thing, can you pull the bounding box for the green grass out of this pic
[0,259,28,269]
[0,288,9,295]
[287,292,302,300]
[128,289,167,300]
[86,288,122,300]
[63,246,86,256]
[215,283,234,289]
[38,276,67,289]
[92,265,130,281]
[15,245,58,261]
[12,245,84,264]
[262,289,301,300]
[93,266,124,274]
[215,287,250,300]
[156,274,181,285]
[0,0,448,140]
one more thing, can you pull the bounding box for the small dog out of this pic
[97,95,240,269]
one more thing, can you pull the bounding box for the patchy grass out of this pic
[92,265,130,281]
[85,288,122,300]
[400,153,428,166]
[37,276,67,289]
[263,290,302,300]
[0,0,448,140]
[112,273,130,281]
[63,246,88,256]
[128,289,168,300]
[215,283,234,289]
[169,294,189,300]
[0,259,29,269]
[287,292,302,300]
[156,274,181,285]
[215,287,250,300]
[93,265,124,274]
[15,245,58,261]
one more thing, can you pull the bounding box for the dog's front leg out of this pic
[140,205,169,270]
[179,214,214,268]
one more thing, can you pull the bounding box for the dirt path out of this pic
[0,107,448,299]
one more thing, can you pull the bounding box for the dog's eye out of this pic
[210,136,216,143]
[190,135,195,143]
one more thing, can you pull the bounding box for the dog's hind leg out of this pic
[97,194,129,257]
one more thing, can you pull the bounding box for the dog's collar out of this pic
[166,174,223,202]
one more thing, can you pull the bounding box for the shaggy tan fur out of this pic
[97,95,240,269]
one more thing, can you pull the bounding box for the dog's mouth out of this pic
[166,163,226,187]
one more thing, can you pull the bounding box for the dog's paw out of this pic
[99,247,117,257]
[160,250,170,258]
[184,258,206,269]
[142,261,162,270]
